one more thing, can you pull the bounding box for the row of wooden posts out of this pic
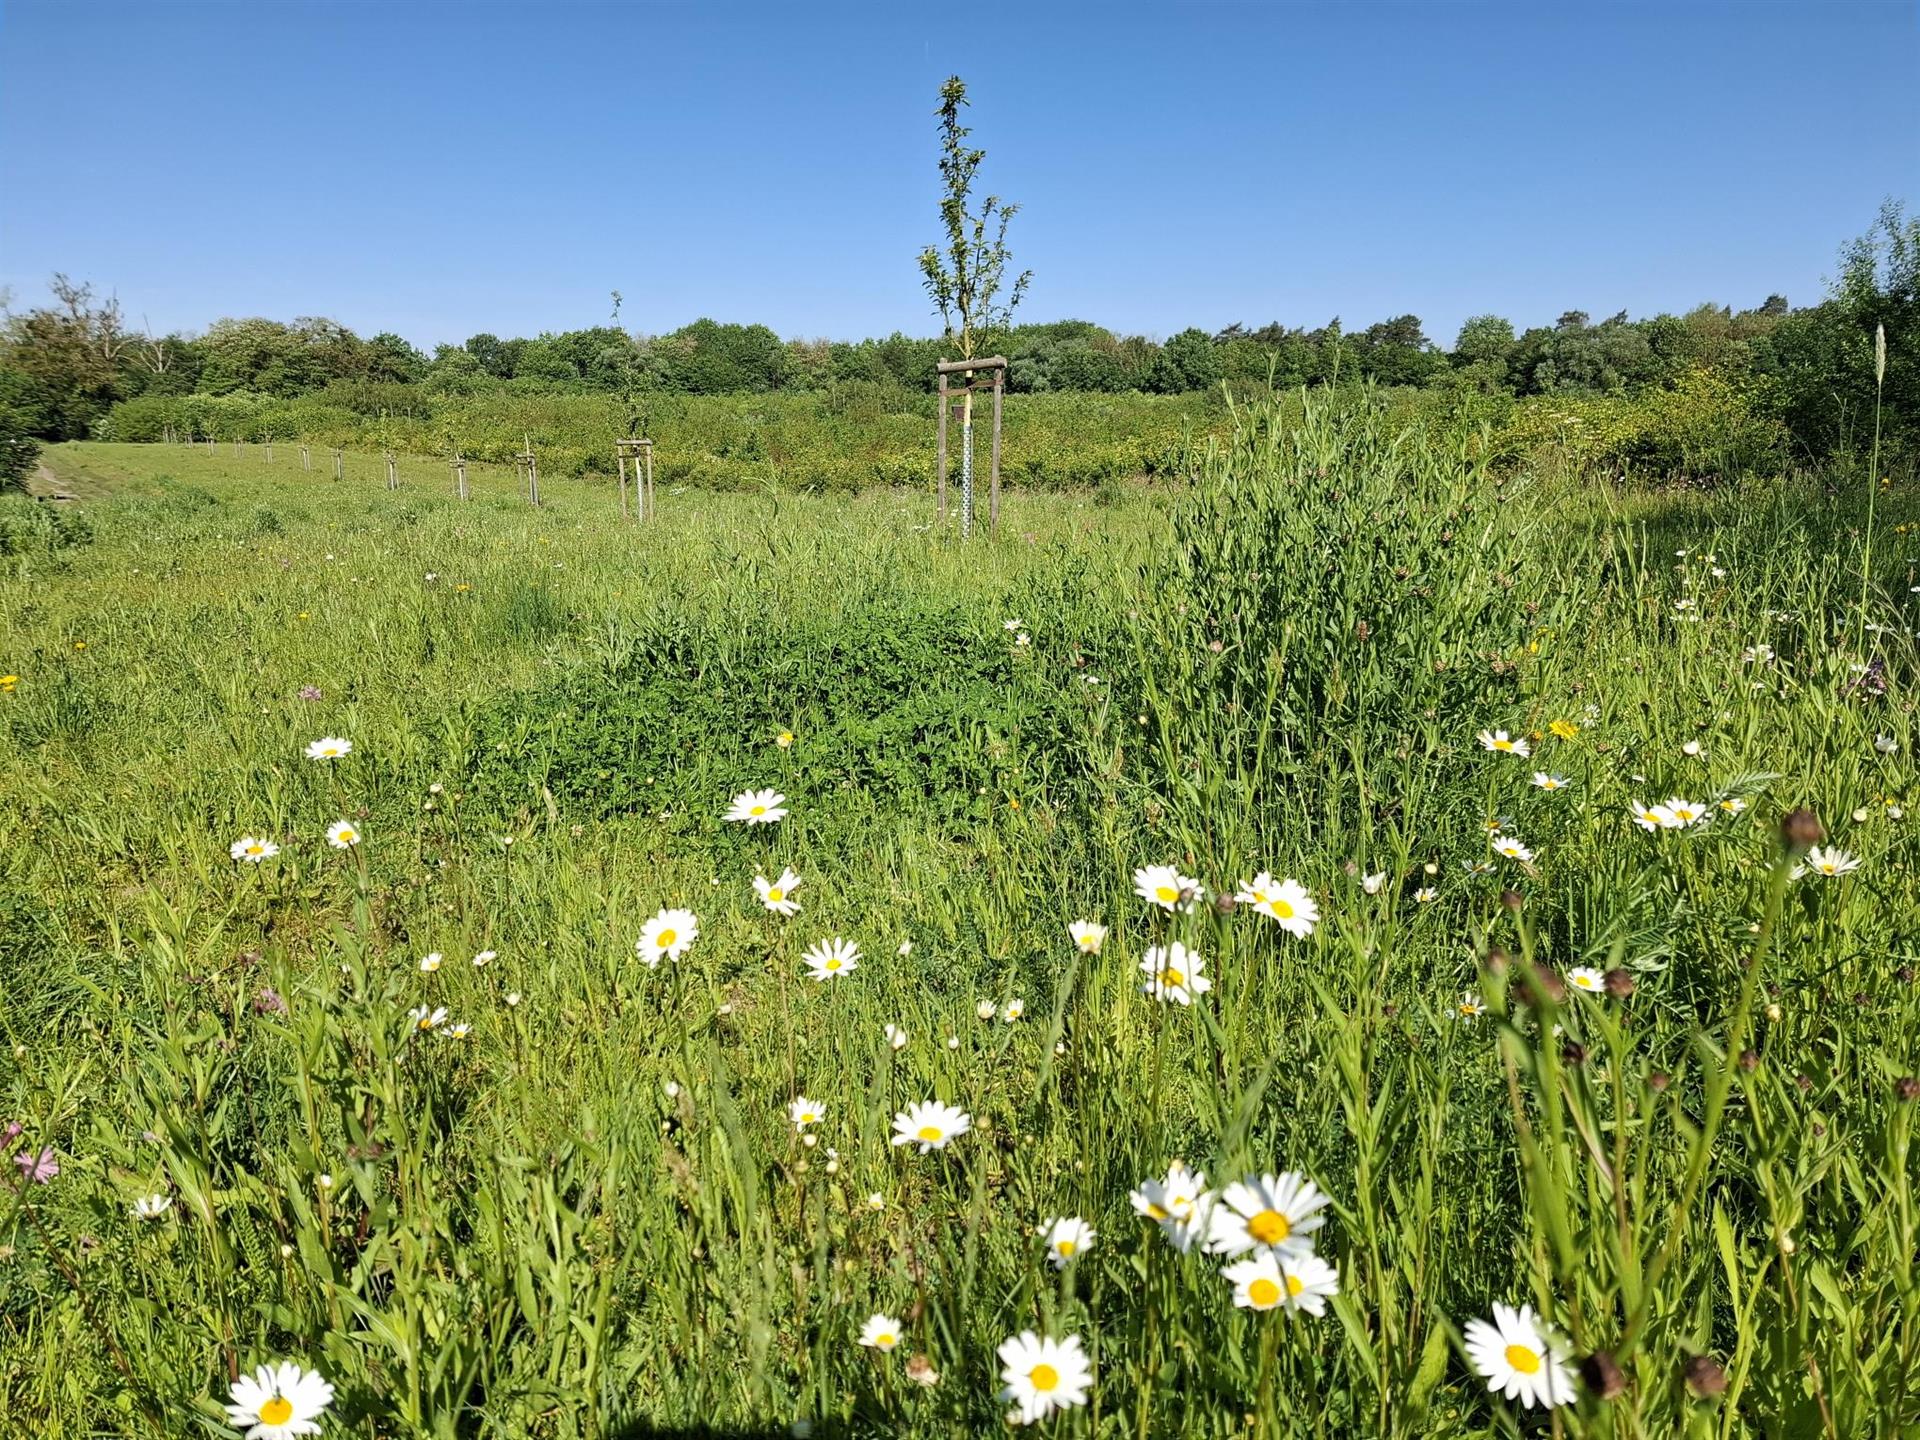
[160,355,1007,533]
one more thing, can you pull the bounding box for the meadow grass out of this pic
[2,406,1918,1438]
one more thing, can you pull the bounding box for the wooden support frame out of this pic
[331,447,343,480]
[616,438,655,522]
[933,355,1007,539]
[452,453,470,501]
[301,445,311,473]
[515,436,540,508]
[384,449,398,492]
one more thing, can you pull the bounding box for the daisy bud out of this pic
[1896,1077,1919,1102]
[1682,1354,1728,1398]
[1523,964,1566,1005]
[1765,1003,1782,1022]
[1560,1040,1588,1066]
[1499,889,1524,911]
[1213,893,1236,915]
[1579,1349,1626,1401]
[1484,946,1510,975]
[1603,968,1636,998]
[1648,1071,1671,1092]
[1780,809,1823,854]
[1737,1049,1759,1072]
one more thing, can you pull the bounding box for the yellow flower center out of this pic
[824,958,841,971]
[917,1125,942,1143]
[1505,1344,1542,1374]
[749,804,766,816]
[1247,1209,1291,1244]
[1029,1364,1059,1392]
[247,845,264,855]
[1493,739,1513,751]
[1056,1240,1076,1256]
[656,929,676,948]
[419,1016,434,1029]
[1248,1277,1281,1307]
[1271,899,1294,919]
[767,887,783,903]
[1154,885,1179,903]
[339,829,355,842]
[1285,1273,1304,1296]
[259,1396,294,1425]
[1144,1202,1168,1220]
[875,1332,894,1347]
[1159,967,1184,988]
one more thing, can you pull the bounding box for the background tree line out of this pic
[2,202,1914,488]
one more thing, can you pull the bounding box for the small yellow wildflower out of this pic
[1548,719,1579,741]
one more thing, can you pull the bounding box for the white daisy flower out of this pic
[1628,801,1669,832]
[1067,920,1107,954]
[1457,993,1485,1018]
[996,1331,1091,1427]
[443,1022,471,1040]
[889,1100,970,1153]
[1413,886,1438,904]
[419,953,442,973]
[1243,875,1318,938]
[1875,734,1899,755]
[1490,834,1533,863]
[1361,871,1388,895]
[325,820,361,849]
[1477,729,1531,757]
[789,1096,824,1129]
[1566,966,1606,994]
[407,1005,447,1032]
[1129,1160,1212,1250]
[1463,1303,1575,1410]
[130,1193,173,1220]
[230,836,280,863]
[1001,998,1025,1022]
[1717,798,1748,816]
[637,908,699,966]
[858,1313,903,1352]
[724,788,787,824]
[883,1023,908,1050]
[1681,739,1705,758]
[1139,942,1211,1005]
[226,1360,335,1440]
[1531,773,1568,792]
[803,937,860,981]
[1801,846,1861,878]
[1224,1250,1340,1316]
[1205,1171,1330,1260]
[1660,798,1708,828]
[755,868,802,916]
[304,738,352,761]
[1042,1215,1096,1268]
[1133,863,1202,913]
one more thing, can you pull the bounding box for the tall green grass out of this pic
[2,407,1917,1437]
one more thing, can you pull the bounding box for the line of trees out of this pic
[2,202,1914,476]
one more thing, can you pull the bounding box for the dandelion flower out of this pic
[1134,863,1202,913]
[858,1313,903,1352]
[755,868,802,916]
[230,836,280,863]
[1224,1250,1340,1316]
[996,1332,1092,1427]
[889,1100,970,1153]
[1547,719,1579,740]
[304,738,352,761]
[1491,834,1533,863]
[637,908,699,966]
[775,729,795,749]
[724,788,787,824]
[1464,1304,1574,1410]
[1206,1172,1329,1260]
[1531,773,1568,792]
[226,1360,335,1440]
[1478,729,1531,757]
[789,1096,824,1129]
[1043,1216,1096,1268]
[1801,846,1861,878]
[1067,920,1107,954]
[803,937,860,981]
[325,820,360,849]
[1140,942,1211,1005]
[131,1194,173,1220]
[407,1005,447,1032]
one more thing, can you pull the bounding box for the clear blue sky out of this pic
[1,0,1915,350]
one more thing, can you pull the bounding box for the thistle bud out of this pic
[1780,808,1823,854]
[1579,1349,1626,1401]
[1683,1354,1728,1398]
[1603,968,1636,998]
[1500,888,1524,911]
[1737,1049,1760,1073]
[1648,1071,1671,1092]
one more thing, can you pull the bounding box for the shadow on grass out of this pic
[607,1425,790,1440]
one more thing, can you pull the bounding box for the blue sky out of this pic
[1,0,1915,350]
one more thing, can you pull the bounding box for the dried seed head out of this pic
[1579,1349,1626,1401]
[1683,1354,1728,1398]
[1603,968,1636,999]
[1780,808,1823,854]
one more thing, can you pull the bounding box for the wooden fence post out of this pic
[385,450,398,491]
[990,368,1004,539]
[332,448,343,480]
[265,439,274,464]
[453,455,469,501]
[301,445,311,472]
[936,369,949,520]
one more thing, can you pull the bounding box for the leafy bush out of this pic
[0,494,93,555]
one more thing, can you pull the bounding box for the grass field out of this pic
[4,408,1919,1438]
